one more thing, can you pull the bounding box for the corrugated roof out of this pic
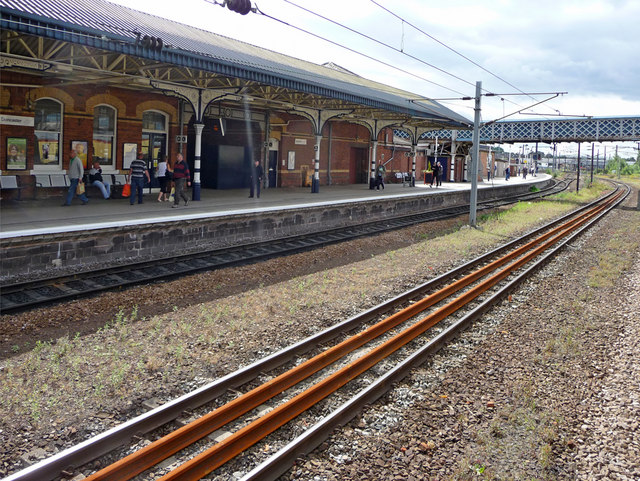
[0,0,472,127]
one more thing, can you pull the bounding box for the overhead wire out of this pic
[273,0,560,124]
[254,5,469,97]
[368,0,560,119]
[280,0,476,90]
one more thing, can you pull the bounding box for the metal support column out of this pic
[450,131,457,182]
[264,114,270,188]
[192,123,204,201]
[590,142,594,185]
[469,81,482,227]
[576,143,581,193]
[369,140,378,190]
[311,134,321,193]
[411,144,417,186]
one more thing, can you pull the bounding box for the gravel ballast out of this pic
[1,181,638,480]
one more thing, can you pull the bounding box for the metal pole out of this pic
[469,81,482,227]
[590,143,594,185]
[311,134,321,193]
[192,123,204,201]
[576,143,580,193]
[369,140,378,190]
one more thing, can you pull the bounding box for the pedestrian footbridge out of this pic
[400,116,640,143]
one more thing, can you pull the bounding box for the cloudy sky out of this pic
[111,0,639,156]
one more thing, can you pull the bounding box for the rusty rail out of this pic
[83,187,624,481]
[7,181,624,481]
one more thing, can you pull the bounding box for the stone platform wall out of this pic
[0,180,550,281]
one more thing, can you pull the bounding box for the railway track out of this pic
[7,179,625,481]
[0,178,570,314]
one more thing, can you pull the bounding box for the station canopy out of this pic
[0,0,472,130]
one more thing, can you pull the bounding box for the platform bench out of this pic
[34,174,69,199]
[0,175,24,200]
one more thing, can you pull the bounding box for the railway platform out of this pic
[0,175,548,238]
[0,175,551,280]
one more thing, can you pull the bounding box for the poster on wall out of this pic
[287,150,295,170]
[37,137,58,164]
[71,141,88,168]
[123,143,137,169]
[6,137,27,170]
[92,138,112,165]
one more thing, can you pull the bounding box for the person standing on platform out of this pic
[89,161,111,199]
[431,160,441,187]
[129,152,150,205]
[505,166,510,181]
[63,149,89,206]
[376,162,386,190]
[249,159,264,198]
[156,155,170,202]
[172,152,191,207]
[436,160,442,186]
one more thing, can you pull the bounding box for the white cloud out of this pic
[107,0,639,122]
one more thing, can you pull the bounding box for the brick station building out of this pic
[0,0,472,201]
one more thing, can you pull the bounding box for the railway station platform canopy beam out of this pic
[0,0,472,134]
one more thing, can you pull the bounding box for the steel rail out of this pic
[1,179,569,314]
[243,182,629,481]
[158,188,624,481]
[81,182,589,481]
[4,179,602,481]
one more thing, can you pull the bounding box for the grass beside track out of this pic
[0,179,632,478]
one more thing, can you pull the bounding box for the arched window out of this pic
[142,111,166,132]
[34,98,62,168]
[93,105,116,167]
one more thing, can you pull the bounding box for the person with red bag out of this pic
[128,152,150,205]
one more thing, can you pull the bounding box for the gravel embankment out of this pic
[286,188,640,481]
[1,183,638,480]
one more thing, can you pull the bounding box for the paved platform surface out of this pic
[0,175,549,238]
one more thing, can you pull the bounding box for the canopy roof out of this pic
[1,0,472,130]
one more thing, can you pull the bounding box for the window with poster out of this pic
[34,98,62,169]
[93,105,116,167]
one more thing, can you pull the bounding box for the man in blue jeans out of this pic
[63,149,89,206]
[89,161,111,199]
[128,152,150,205]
